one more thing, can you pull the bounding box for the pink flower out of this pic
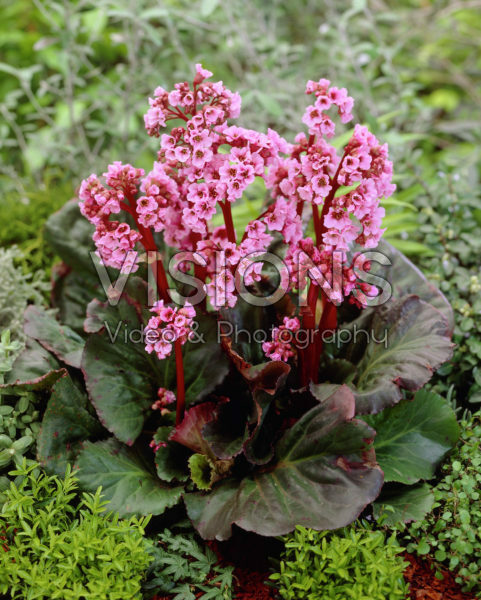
[194,63,213,82]
[311,174,332,201]
[263,316,301,362]
[152,387,176,410]
[145,301,196,360]
[343,155,360,173]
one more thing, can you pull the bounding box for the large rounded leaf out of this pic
[373,483,435,526]
[76,438,182,516]
[81,295,158,445]
[364,389,459,484]
[184,385,383,540]
[352,295,453,414]
[44,199,95,274]
[52,266,106,333]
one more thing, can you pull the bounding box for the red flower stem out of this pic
[240,205,275,243]
[220,201,237,244]
[296,199,304,217]
[300,280,319,386]
[174,339,186,425]
[312,203,321,247]
[303,152,346,382]
[125,196,170,303]
[313,292,338,370]
[192,83,198,115]
[166,107,189,122]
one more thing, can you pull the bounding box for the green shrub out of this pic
[400,411,481,595]
[0,330,22,382]
[144,525,234,600]
[411,164,481,405]
[270,524,409,600]
[0,461,151,599]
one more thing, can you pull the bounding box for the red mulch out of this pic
[207,530,279,599]
[403,553,475,600]
[231,568,277,599]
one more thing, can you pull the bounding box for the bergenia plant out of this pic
[3,65,457,541]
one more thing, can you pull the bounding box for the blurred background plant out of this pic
[412,166,481,407]
[1,0,480,187]
[0,247,50,344]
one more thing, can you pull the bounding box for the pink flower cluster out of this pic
[144,64,241,137]
[152,387,176,411]
[290,239,378,305]
[302,78,354,136]
[78,65,395,364]
[262,317,301,362]
[145,300,196,360]
[199,209,300,309]
[330,124,395,249]
[79,163,144,272]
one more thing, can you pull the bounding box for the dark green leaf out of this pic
[202,398,250,460]
[51,266,105,333]
[372,240,454,330]
[352,296,453,413]
[24,305,85,368]
[44,199,95,274]
[1,338,66,393]
[76,438,182,516]
[373,483,435,526]
[154,427,190,483]
[81,295,157,445]
[37,374,105,475]
[364,389,459,484]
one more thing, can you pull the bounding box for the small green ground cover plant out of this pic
[270,524,409,600]
[0,330,41,498]
[0,461,151,599]
[398,411,481,596]
[144,525,234,599]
